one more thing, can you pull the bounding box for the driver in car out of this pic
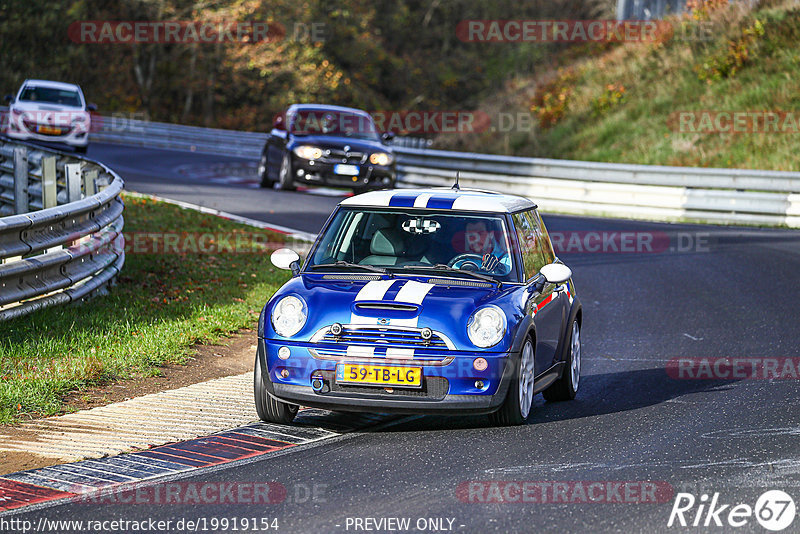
[459,220,512,275]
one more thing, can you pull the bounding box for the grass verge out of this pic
[0,193,293,425]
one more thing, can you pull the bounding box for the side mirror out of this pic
[272,114,286,131]
[4,95,13,103]
[86,103,98,112]
[271,248,301,275]
[539,263,572,285]
[381,131,396,143]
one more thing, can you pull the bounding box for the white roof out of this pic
[340,188,536,213]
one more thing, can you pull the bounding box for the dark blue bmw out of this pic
[255,187,582,426]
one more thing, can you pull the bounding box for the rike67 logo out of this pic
[668,490,796,531]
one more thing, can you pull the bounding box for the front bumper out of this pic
[257,337,515,415]
[290,155,395,190]
[6,119,89,147]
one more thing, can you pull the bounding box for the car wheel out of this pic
[542,320,581,402]
[258,151,274,188]
[489,337,535,426]
[278,153,296,191]
[254,354,298,424]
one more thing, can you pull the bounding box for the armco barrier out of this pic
[0,136,125,321]
[7,110,800,227]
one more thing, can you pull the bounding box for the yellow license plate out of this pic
[37,125,60,135]
[336,364,422,388]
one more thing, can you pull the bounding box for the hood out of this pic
[287,134,390,154]
[264,274,525,352]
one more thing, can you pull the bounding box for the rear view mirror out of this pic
[539,263,572,284]
[381,131,396,143]
[86,103,98,112]
[272,114,286,131]
[4,95,13,103]
[271,248,301,275]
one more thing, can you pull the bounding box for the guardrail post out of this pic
[84,169,98,196]
[41,156,57,208]
[13,146,28,215]
[65,163,82,203]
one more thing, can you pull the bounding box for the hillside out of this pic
[435,0,800,171]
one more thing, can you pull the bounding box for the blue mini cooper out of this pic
[255,188,582,426]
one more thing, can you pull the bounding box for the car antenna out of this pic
[452,171,460,191]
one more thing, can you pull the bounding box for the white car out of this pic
[4,80,96,153]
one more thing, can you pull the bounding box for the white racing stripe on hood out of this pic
[413,193,432,208]
[393,280,434,305]
[354,279,396,301]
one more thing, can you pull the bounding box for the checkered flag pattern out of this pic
[401,218,440,234]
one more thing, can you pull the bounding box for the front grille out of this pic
[319,370,449,400]
[24,121,71,136]
[320,149,366,165]
[320,326,449,349]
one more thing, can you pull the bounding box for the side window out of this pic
[512,211,546,281]
[527,209,555,265]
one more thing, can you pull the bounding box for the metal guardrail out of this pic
[83,114,800,228]
[0,137,125,321]
[6,110,800,227]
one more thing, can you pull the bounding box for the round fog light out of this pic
[278,346,291,360]
[473,357,488,371]
[280,369,290,379]
[311,378,323,390]
[475,380,485,389]
[297,169,305,177]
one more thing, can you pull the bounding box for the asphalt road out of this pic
[11,142,800,532]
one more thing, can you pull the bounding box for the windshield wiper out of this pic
[309,261,390,275]
[399,264,500,287]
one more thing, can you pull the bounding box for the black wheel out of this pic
[489,337,535,426]
[542,320,581,402]
[254,354,298,424]
[278,153,296,191]
[258,151,274,188]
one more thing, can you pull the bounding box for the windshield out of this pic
[307,208,518,282]
[19,86,82,107]
[289,109,380,140]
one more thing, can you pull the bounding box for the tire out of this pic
[489,337,535,426]
[258,151,274,188]
[542,320,581,402]
[254,354,298,424]
[278,153,296,191]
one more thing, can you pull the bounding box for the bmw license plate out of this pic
[336,364,422,388]
[333,164,359,176]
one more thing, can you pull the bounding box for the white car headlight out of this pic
[293,145,323,160]
[271,296,307,337]
[467,305,507,348]
[369,152,393,166]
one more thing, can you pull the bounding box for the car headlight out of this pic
[293,145,323,160]
[271,296,307,337]
[467,305,507,348]
[369,152,393,166]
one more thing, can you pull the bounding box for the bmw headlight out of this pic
[293,145,323,160]
[467,305,507,348]
[271,296,307,337]
[369,152,393,166]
